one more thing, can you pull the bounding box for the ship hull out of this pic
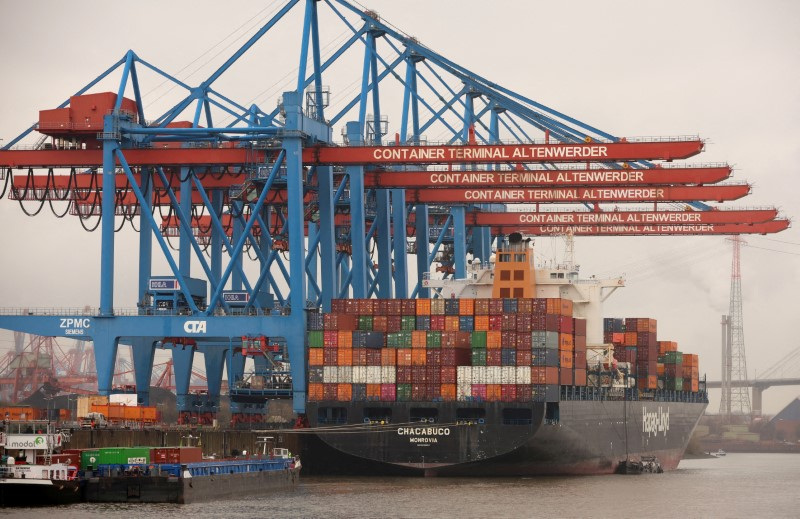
[302,398,706,476]
[0,479,82,506]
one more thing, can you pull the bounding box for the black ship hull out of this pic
[302,397,706,476]
[0,479,82,506]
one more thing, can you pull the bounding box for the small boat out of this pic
[715,449,726,457]
[616,456,664,475]
[0,427,81,506]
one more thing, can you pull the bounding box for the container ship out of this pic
[301,234,707,476]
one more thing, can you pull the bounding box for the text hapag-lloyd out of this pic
[371,145,608,161]
[642,406,670,438]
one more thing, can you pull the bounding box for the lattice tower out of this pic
[721,235,751,417]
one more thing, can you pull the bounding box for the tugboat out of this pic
[0,426,80,506]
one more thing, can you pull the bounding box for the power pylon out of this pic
[719,235,752,419]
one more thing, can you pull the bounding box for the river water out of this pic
[8,454,799,518]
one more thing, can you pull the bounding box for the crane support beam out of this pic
[304,140,703,165]
[9,171,248,192]
[494,220,789,236]
[364,165,732,188]
[67,190,316,208]
[471,209,779,226]
[0,139,703,168]
[405,185,750,203]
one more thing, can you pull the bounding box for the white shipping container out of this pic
[500,367,516,385]
[516,366,531,385]
[457,366,472,385]
[380,366,396,384]
[338,366,353,384]
[110,394,138,406]
[366,366,381,384]
[456,383,471,400]
[322,366,337,383]
[487,366,502,385]
[352,366,367,384]
[472,366,486,385]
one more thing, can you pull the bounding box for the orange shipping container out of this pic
[309,349,324,366]
[486,330,502,349]
[412,330,427,348]
[412,349,427,366]
[366,384,381,399]
[308,383,324,401]
[624,332,638,346]
[474,315,490,331]
[459,299,475,316]
[337,384,352,401]
[441,384,457,401]
[337,348,353,366]
[657,363,665,376]
[397,349,413,366]
[416,299,431,315]
[445,316,460,332]
[558,334,574,350]
[381,348,397,366]
[545,366,559,385]
[486,384,502,401]
[338,331,353,348]
[560,350,573,368]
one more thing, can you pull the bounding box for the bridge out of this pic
[707,346,800,415]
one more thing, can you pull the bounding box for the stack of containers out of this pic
[309,297,591,404]
[624,318,658,390]
[661,350,683,391]
[682,353,700,392]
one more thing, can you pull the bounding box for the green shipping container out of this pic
[426,331,442,348]
[399,331,412,348]
[358,316,373,331]
[387,333,400,348]
[400,316,416,331]
[99,447,151,465]
[81,449,102,469]
[308,331,324,348]
[663,351,683,364]
[471,331,487,348]
[472,349,487,366]
[396,384,412,401]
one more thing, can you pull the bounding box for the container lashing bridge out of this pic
[0,0,789,425]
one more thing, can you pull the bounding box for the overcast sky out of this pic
[0,0,798,414]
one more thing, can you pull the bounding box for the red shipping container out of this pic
[516,314,533,333]
[441,348,470,366]
[531,366,547,384]
[488,299,504,315]
[573,318,587,336]
[430,315,446,331]
[387,315,402,332]
[471,384,487,400]
[575,334,587,350]
[380,384,396,401]
[366,349,382,365]
[455,331,472,348]
[357,299,374,315]
[323,331,339,347]
[397,366,412,383]
[560,369,574,386]
[517,298,533,314]
[401,299,417,316]
[323,348,338,365]
[353,348,368,366]
[545,366,559,385]
[574,368,587,386]
[545,314,560,332]
[559,316,573,334]
[441,366,457,384]
[427,349,442,366]
[515,333,532,351]
[411,384,426,401]
[574,350,587,369]
[501,314,517,331]
[501,384,517,402]
[427,366,441,384]
[441,332,457,349]
[323,383,338,400]
[501,331,517,348]
[487,349,502,366]
[516,384,532,402]
[488,315,504,330]
[373,316,388,332]
[517,350,532,366]
[474,299,490,315]
[386,299,402,316]
[375,299,389,315]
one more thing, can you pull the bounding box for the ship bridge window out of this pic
[502,408,533,425]
[499,253,511,263]
[514,254,526,262]
[410,407,438,423]
[513,270,524,280]
[318,407,348,425]
[364,407,392,424]
[456,407,485,424]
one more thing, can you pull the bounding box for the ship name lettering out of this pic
[642,406,670,438]
[397,427,451,436]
